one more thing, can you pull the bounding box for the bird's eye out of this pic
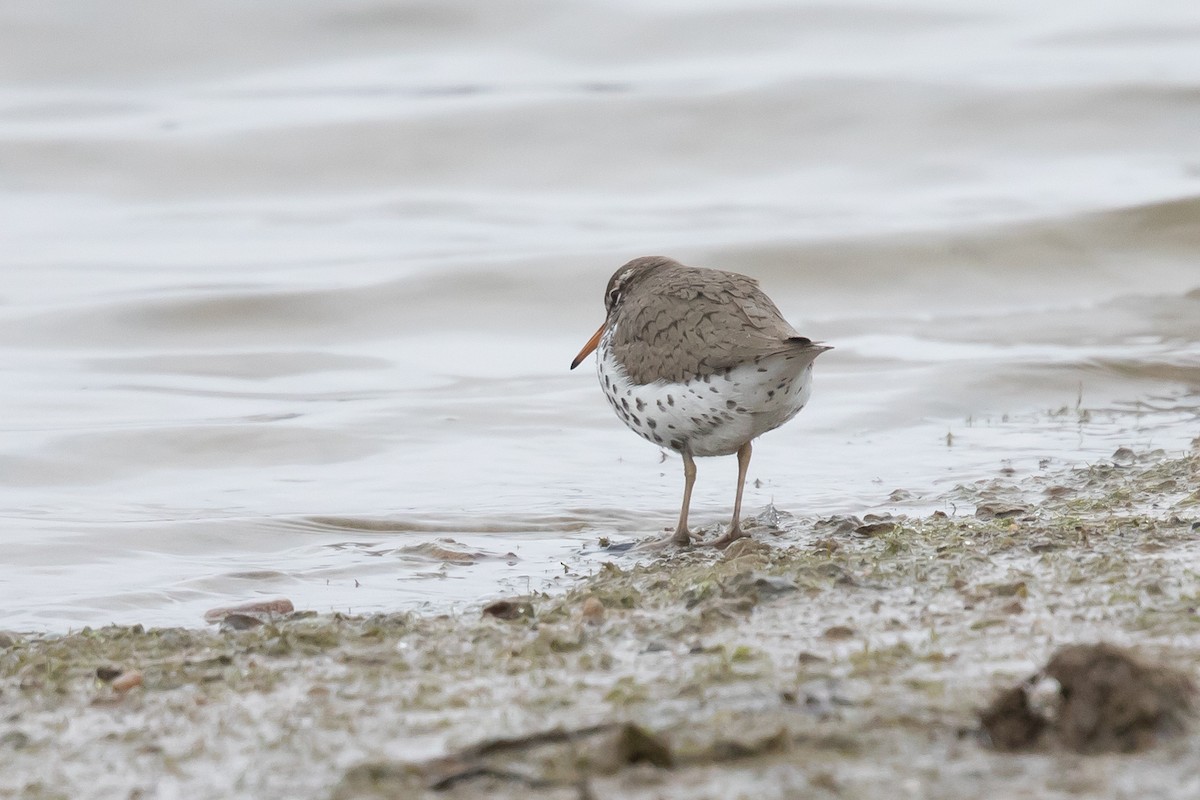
[608,288,620,305]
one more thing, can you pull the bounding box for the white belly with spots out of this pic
[596,342,816,458]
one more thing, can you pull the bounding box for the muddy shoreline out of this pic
[3,448,1199,799]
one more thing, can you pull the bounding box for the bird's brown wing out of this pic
[610,265,807,385]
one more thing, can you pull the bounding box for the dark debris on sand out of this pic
[981,642,1195,753]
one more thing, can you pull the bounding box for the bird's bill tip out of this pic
[570,322,606,370]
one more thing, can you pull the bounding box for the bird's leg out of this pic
[672,451,697,545]
[709,441,752,549]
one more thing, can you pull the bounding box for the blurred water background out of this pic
[1,0,1198,631]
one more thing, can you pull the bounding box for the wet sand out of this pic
[4,444,1198,799]
[3,2,1200,793]
[4,0,1200,630]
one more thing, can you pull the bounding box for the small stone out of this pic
[398,540,483,563]
[814,515,862,537]
[1112,447,1136,465]
[975,504,1028,521]
[111,670,144,693]
[482,598,533,620]
[96,666,123,682]
[721,537,772,560]
[220,614,265,631]
[980,686,1047,750]
[612,723,673,768]
[730,572,798,599]
[204,598,294,624]
[812,537,840,554]
[580,596,605,625]
[822,625,855,640]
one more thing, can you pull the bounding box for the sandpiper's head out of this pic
[604,256,679,314]
[571,256,680,371]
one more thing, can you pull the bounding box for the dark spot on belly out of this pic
[635,398,646,412]
[725,400,736,409]
[709,387,719,394]
[691,416,702,425]
[667,395,675,406]
[736,406,747,413]
[656,400,666,412]
[767,390,775,399]
[647,418,657,429]
[630,414,640,426]
[669,438,685,450]
[756,366,768,373]
[621,398,630,411]
[667,424,676,430]
[652,433,663,444]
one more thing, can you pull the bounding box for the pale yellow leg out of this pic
[709,442,752,549]
[672,451,697,546]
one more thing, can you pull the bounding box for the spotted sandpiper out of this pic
[571,256,831,548]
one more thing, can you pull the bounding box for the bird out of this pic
[570,256,831,548]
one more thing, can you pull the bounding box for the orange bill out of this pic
[570,322,606,370]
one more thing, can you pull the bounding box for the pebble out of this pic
[729,572,798,599]
[219,613,265,631]
[822,625,856,640]
[975,503,1029,521]
[482,598,533,620]
[855,520,898,536]
[203,598,294,624]
[580,596,605,625]
[111,670,144,693]
[96,666,123,682]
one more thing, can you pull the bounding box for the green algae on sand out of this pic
[2,451,1199,800]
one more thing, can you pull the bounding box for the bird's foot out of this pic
[631,527,692,552]
[706,526,748,550]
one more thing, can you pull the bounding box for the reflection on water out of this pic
[1,0,1199,631]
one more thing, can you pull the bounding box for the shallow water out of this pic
[2,0,1199,631]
